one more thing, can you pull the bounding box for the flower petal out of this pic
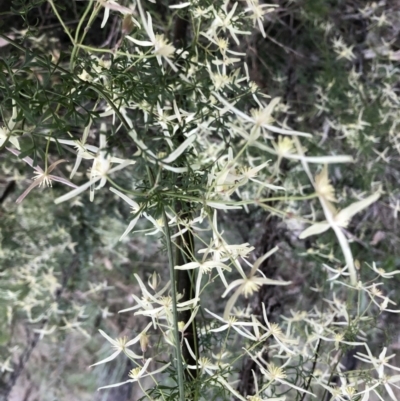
[250,246,279,276]
[54,177,101,204]
[98,329,118,346]
[161,135,196,164]
[169,2,190,8]
[125,348,143,359]
[119,215,141,241]
[101,7,110,28]
[125,36,153,46]
[98,379,133,390]
[175,262,201,270]
[109,187,139,209]
[299,222,330,239]
[213,92,311,137]
[16,180,41,204]
[50,175,78,189]
[90,350,121,367]
[335,191,381,227]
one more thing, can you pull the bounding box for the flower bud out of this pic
[122,15,135,35]
[148,271,160,290]
[140,332,150,353]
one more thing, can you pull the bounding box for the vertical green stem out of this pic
[162,206,185,401]
[145,163,185,399]
[174,206,199,399]
[47,0,75,43]
[70,1,101,70]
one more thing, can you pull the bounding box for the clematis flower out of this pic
[355,346,400,401]
[184,338,223,376]
[0,357,13,373]
[316,376,374,401]
[143,213,167,236]
[98,359,171,390]
[256,137,353,165]
[221,246,291,319]
[175,257,232,304]
[205,308,258,338]
[244,0,276,38]
[213,91,311,138]
[198,210,255,261]
[214,158,283,196]
[54,133,133,204]
[119,273,171,329]
[299,193,381,242]
[299,165,380,284]
[90,322,152,367]
[244,349,315,396]
[126,0,177,71]
[316,331,364,351]
[209,1,251,45]
[6,148,77,203]
[259,303,299,354]
[323,263,350,282]
[368,261,400,279]
[272,136,295,172]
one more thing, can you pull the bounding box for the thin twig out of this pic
[300,339,321,401]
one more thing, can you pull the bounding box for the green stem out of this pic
[321,349,343,401]
[145,162,185,401]
[162,206,186,401]
[47,0,75,44]
[70,0,96,70]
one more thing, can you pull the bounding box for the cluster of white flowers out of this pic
[1,0,399,400]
